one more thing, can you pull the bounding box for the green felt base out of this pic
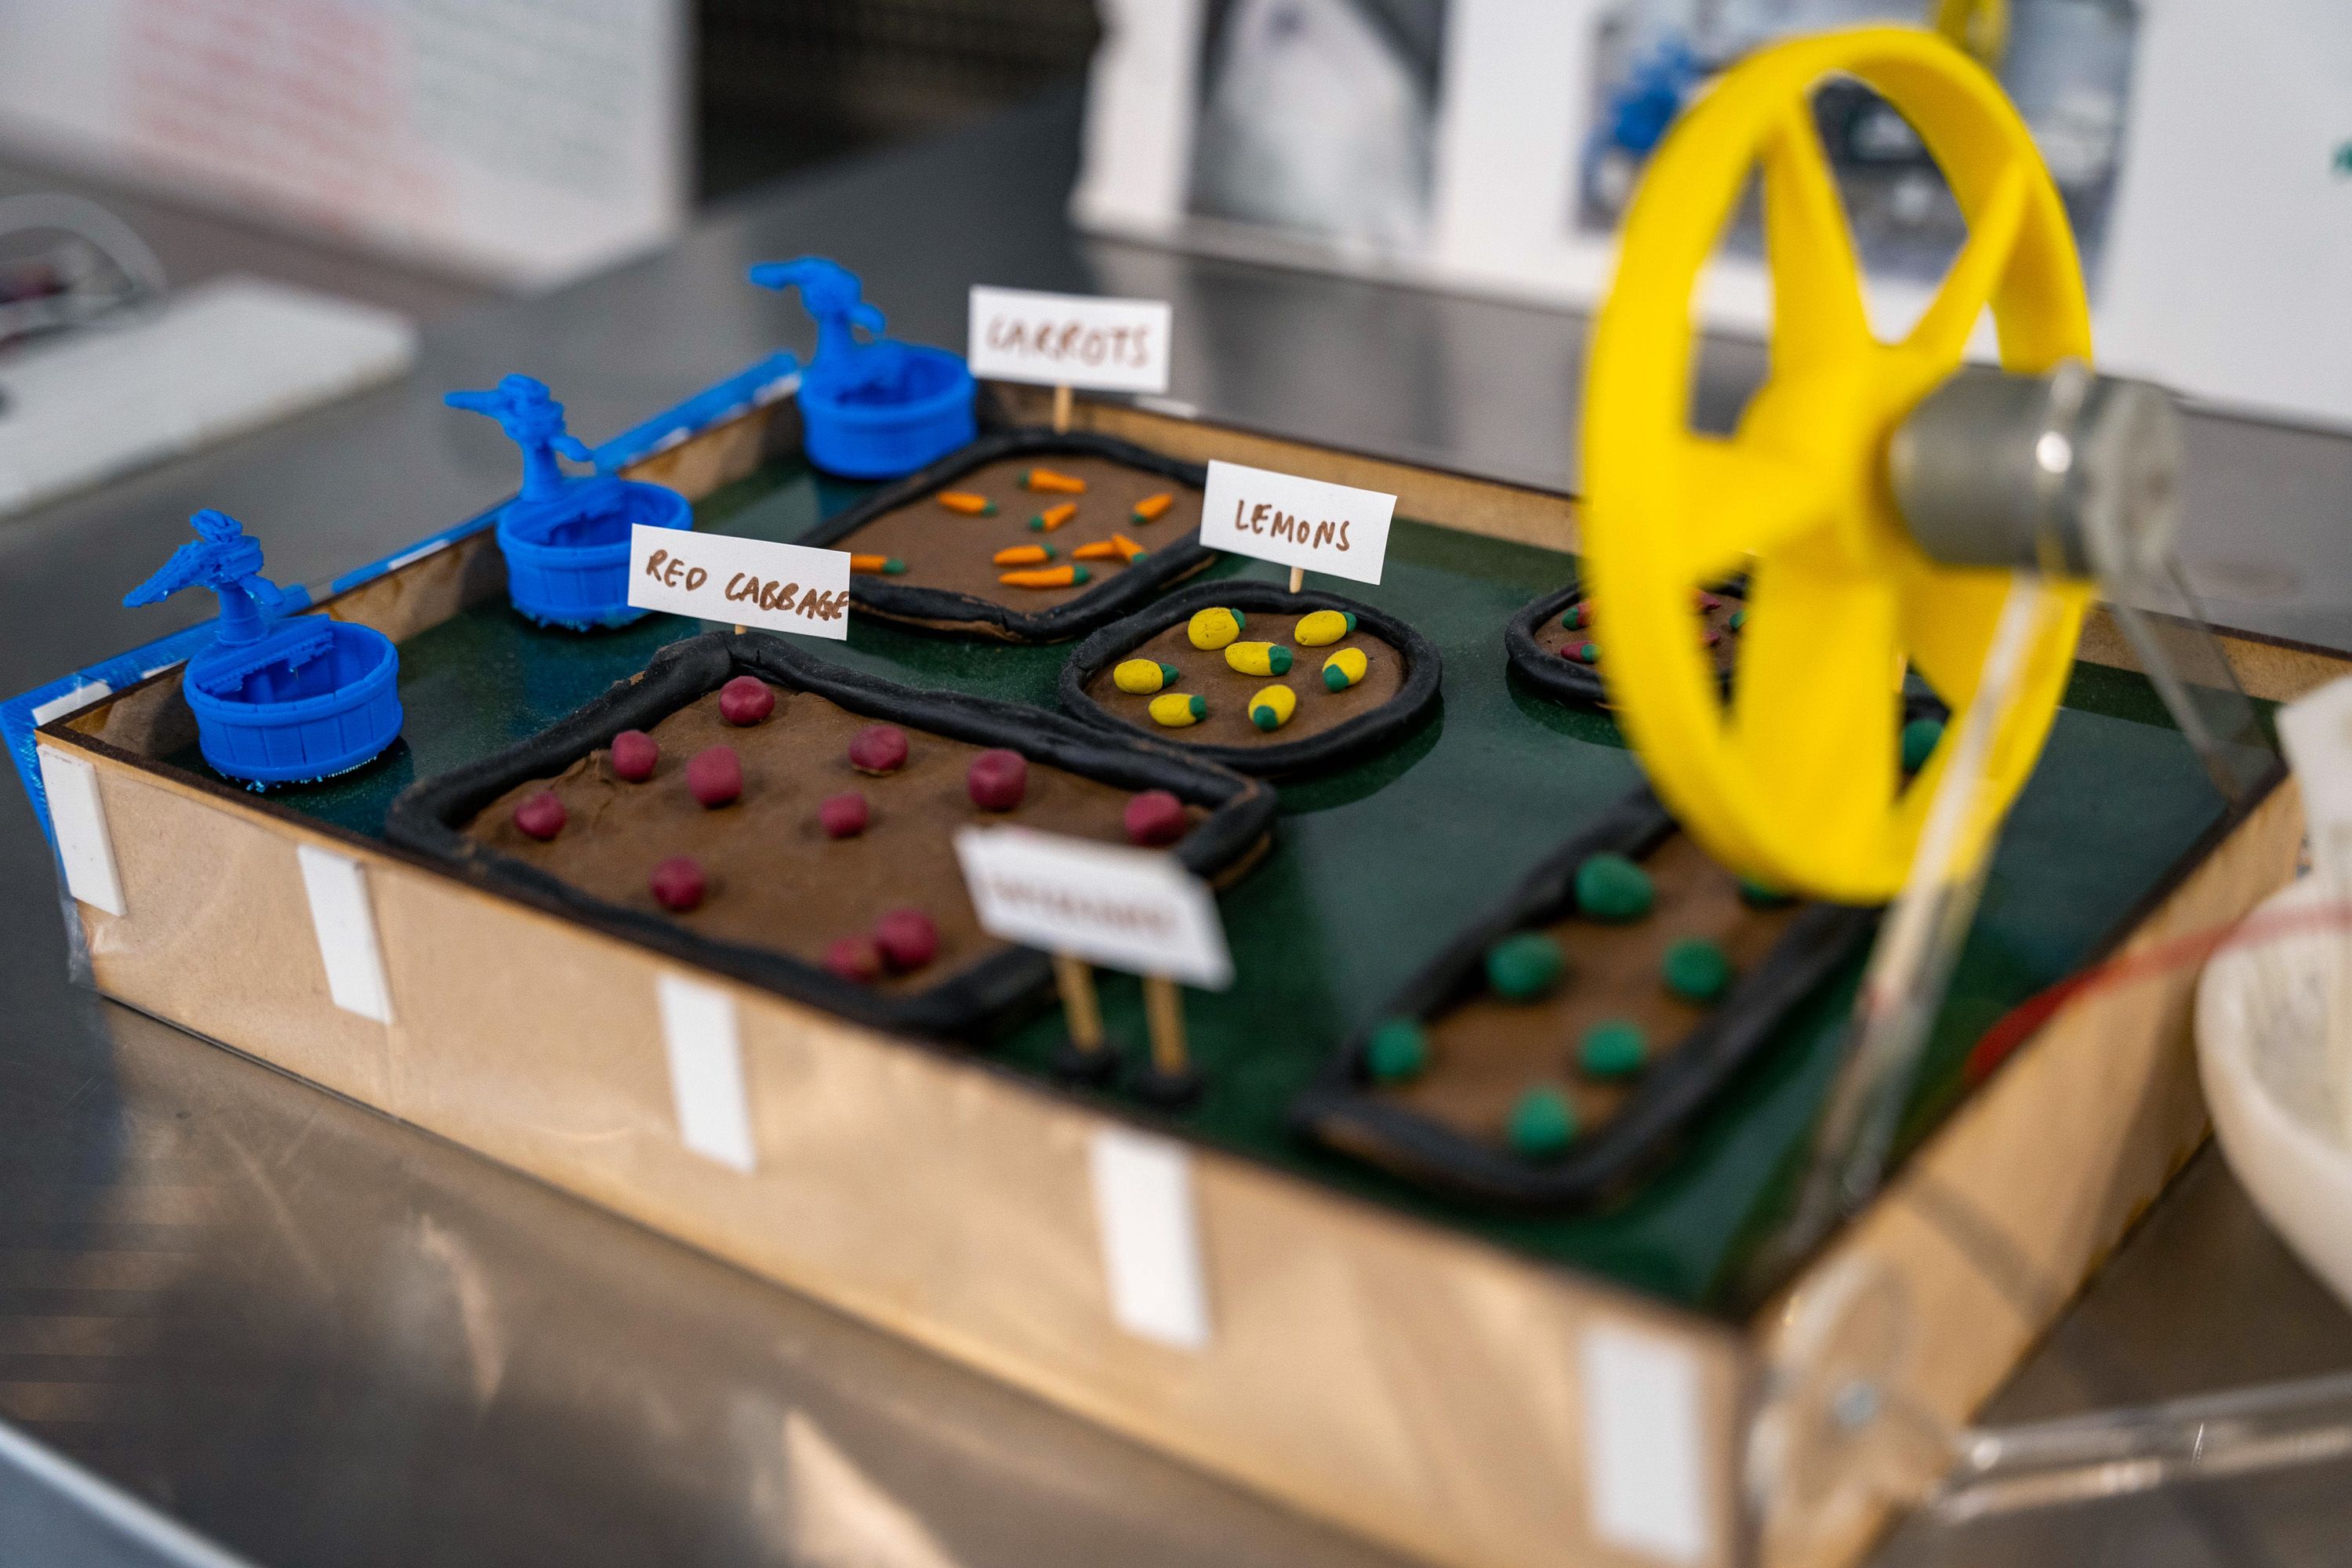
[169,452,2235,1316]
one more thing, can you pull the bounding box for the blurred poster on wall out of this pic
[1077,0,2352,430]
[0,0,688,285]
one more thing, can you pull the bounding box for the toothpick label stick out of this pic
[954,826,1232,990]
[1197,459,1396,587]
[627,528,851,641]
[1053,950,1105,1051]
[968,286,1173,395]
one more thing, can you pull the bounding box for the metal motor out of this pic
[1889,358,2185,585]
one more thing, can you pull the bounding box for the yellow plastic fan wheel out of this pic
[1582,27,2092,905]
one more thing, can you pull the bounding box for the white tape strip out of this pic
[31,680,112,725]
[37,746,123,916]
[1582,1321,1711,1566]
[296,844,393,1024]
[657,973,757,1172]
[1088,1125,1210,1351]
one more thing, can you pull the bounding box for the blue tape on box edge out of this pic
[593,351,800,474]
[5,350,802,841]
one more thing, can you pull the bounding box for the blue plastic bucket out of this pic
[497,477,691,629]
[800,345,976,479]
[184,621,404,786]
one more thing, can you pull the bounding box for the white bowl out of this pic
[2196,874,2352,1311]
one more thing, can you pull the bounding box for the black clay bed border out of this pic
[386,631,1276,1038]
[1289,786,1878,1208]
[798,427,1216,643]
[1057,579,1443,778]
[1504,575,1951,724]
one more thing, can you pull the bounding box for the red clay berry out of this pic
[1123,789,1186,847]
[873,908,940,972]
[649,855,706,911]
[848,724,909,775]
[966,748,1028,811]
[823,935,883,983]
[610,730,658,782]
[717,675,775,725]
[818,790,869,839]
[686,745,742,807]
[514,790,566,840]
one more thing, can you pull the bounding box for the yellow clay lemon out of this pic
[1186,607,1245,650]
[1248,684,1296,731]
[1323,647,1368,691]
[1115,659,1181,695]
[1149,692,1207,728]
[1225,641,1292,677]
[1294,609,1356,647]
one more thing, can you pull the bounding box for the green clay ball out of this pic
[1323,664,1351,691]
[1901,715,1945,772]
[1737,877,1795,909]
[1576,641,1600,664]
[1366,1018,1429,1083]
[1507,1086,1579,1160]
[1575,853,1654,923]
[1485,931,1566,1000]
[1729,607,1747,631]
[1661,937,1733,1004]
[1580,1019,1647,1079]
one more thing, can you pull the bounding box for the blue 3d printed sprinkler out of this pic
[125,510,403,786]
[750,257,975,478]
[446,374,691,630]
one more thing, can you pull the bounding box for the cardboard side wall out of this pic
[53,739,1749,1568]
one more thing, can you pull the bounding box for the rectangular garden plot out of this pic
[1295,788,1877,1206]
[387,631,1274,1037]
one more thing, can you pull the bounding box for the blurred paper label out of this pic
[955,826,1231,988]
[2282,676,2352,833]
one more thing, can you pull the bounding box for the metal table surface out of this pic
[2,89,2349,1568]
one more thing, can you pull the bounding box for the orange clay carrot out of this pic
[1028,501,1077,532]
[1129,492,1174,523]
[849,554,906,575]
[999,564,1091,589]
[1072,534,1148,564]
[1021,466,1087,494]
[993,543,1054,566]
[936,490,996,515]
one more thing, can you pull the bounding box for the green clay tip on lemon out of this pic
[1575,853,1653,922]
[1325,665,1350,691]
[1579,1020,1647,1080]
[1485,931,1566,1000]
[1901,715,1945,772]
[1661,937,1733,1004]
[1507,1085,1578,1159]
[1366,1018,1429,1083]
[1737,877,1795,909]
